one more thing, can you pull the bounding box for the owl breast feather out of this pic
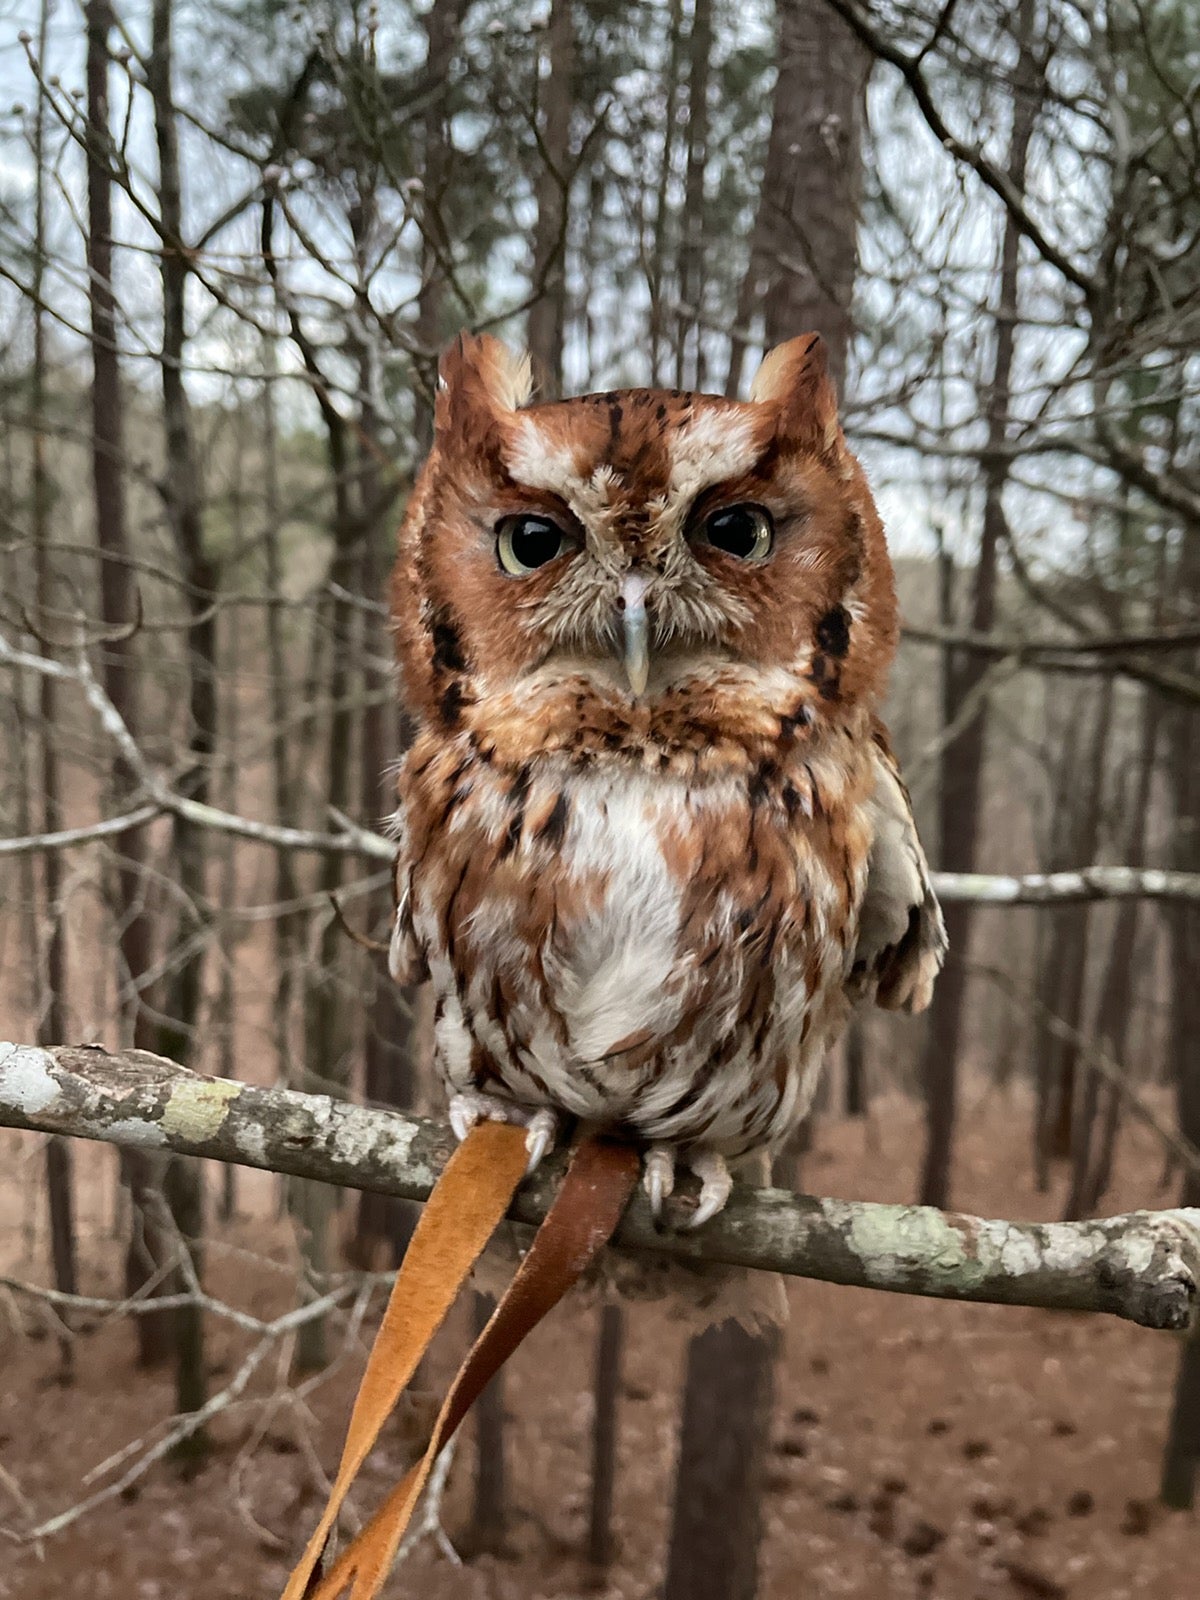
[396,745,872,1158]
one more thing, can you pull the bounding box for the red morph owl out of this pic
[389,332,946,1226]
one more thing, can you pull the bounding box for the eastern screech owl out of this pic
[389,331,946,1226]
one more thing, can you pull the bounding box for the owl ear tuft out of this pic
[436,332,533,432]
[749,333,842,457]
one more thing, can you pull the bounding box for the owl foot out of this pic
[447,1092,560,1175]
[641,1145,732,1230]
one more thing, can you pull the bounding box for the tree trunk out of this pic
[412,0,469,450]
[147,0,213,1455]
[727,0,869,397]
[351,202,417,1270]
[663,1323,779,1600]
[526,0,575,398]
[844,1016,868,1117]
[1160,536,1200,1507]
[665,8,868,1594]
[1065,690,1160,1218]
[86,0,172,1366]
[587,1303,624,1570]
[917,0,1041,1208]
[648,0,686,385]
[1041,680,1113,1167]
[261,339,303,1099]
[32,0,77,1348]
[675,0,713,389]
[466,1290,509,1554]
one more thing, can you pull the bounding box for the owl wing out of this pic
[848,721,947,1015]
[388,808,430,986]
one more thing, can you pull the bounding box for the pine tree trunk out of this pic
[148,0,212,1456]
[527,0,575,398]
[86,0,172,1366]
[32,0,76,1348]
[1159,535,1200,1507]
[1065,690,1160,1218]
[467,1290,509,1554]
[664,9,867,1594]
[663,1324,779,1600]
[351,209,416,1269]
[918,0,1041,1208]
[727,0,868,396]
[412,0,469,450]
[675,0,713,389]
[587,1303,624,1570]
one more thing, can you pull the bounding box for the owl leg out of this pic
[447,1091,561,1175]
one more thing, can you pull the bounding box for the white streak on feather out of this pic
[548,778,685,1061]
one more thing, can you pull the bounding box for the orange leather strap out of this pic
[281,1122,530,1600]
[285,1131,640,1600]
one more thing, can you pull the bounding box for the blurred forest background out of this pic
[0,0,1198,1595]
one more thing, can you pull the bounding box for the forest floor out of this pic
[1,1081,1196,1600]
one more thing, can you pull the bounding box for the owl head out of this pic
[394,332,898,771]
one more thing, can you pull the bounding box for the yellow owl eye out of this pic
[496,514,572,575]
[702,503,773,561]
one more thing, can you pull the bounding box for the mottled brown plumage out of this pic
[389,330,945,1225]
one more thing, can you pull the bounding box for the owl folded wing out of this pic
[848,725,947,1015]
[388,825,430,986]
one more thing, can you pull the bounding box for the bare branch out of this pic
[0,1043,1196,1332]
[932,866,1200,905]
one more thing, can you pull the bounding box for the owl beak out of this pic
[619,572,651,696]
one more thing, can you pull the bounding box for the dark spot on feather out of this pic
[440,680,466,727]
[430,606,468,674]
[498,765,533,859]
[782,782,803,819]
[749,759,778,808]
[438,779,473,830]
[537,792,570,847]
[808,651,841,702]
[816,605,851,659]
[780,701,812,741]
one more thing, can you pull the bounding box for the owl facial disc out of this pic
[619,570,650,696]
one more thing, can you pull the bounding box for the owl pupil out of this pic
[706,505,769,559]
[510,517,562,567]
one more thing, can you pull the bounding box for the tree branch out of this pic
[1,1043,1196,1333]
[932,866,1200,905]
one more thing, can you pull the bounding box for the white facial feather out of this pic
[665,409,758,500]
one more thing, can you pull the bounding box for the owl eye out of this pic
[700,503,774,561]
[496,514,572,575]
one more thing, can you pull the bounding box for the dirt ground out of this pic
[1,1083,1196,1600]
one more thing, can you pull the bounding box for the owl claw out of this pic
[523,1109,559,1174]
[642,1145,676,1222]
[684,1150,733,1230]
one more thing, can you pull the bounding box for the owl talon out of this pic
[523,1109,559,1174]
[447,1090,519,1144]
[642,1145,676,1222]
[684,1150,732,1230]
